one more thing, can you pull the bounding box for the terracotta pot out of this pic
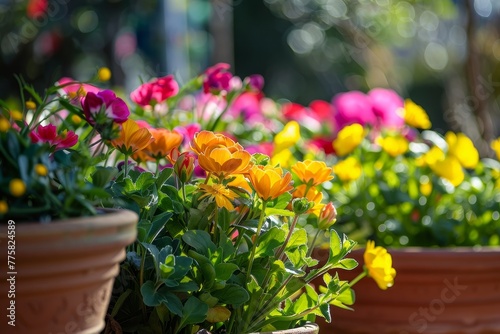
[316,247,500,334]
[251,323,319,334]
[0,209,138,334]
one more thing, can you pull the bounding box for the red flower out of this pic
[30,124,78,151]
[27,0,47,19]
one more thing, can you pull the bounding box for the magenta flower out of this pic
[203,63,233,94]
[130,75,179,107]
[82,90,130,125]
[30,124,78,151]
[229,92,265,123]
[368,88,404,129]
[244,74,265,91]
[333,91,376,129]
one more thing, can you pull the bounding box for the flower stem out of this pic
[246,199,267,282]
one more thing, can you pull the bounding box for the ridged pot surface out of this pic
[317,247,500,334]
[0,209,138,334]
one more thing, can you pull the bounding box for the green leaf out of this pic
[155,167,173,188]
[264,208,295,217]
[147,212,173,243]
[182,230,217,256]
[169,256,193,280]
[328,229,342,264]
[214,263,239,281]
[159,291,183,316]
[255,226,286,258]
[177,297,208,331]
[332,258,358,270]
[141,281,160,307]
[285,228,308,251]
[211,284,250,305]
[91,166,119,188]
[319,303,331,323]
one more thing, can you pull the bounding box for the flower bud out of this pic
[318,202,337,230]
[9,179,26,197]
[34,164,49,176]
[98,67,112,82]
[0,200,8,214]
[174,152,196,183]
[292,197,314,215]
[25,100,36,110]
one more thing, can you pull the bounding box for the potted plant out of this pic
[281,89,500,333]
[79,65,396,333]
[0,76,139,333]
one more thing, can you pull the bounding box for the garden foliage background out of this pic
[1,0,500,154]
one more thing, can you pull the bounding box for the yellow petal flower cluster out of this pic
[364,240,396,290]
[380,135,409,157]
[112,119,153,155]
[491,138,500,160]
[445,132,478,169]
[333,157,362,182]
[403,99,431,129]
[333,123,364,156]
[199,183,239,211]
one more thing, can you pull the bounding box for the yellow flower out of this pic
[0,118,10,132]
[446,132,478,169]
[248,165,294,201]
[98,67,112,82]
[227,174,253,194]
[430,156,464,186]
[34,164,48,176]
[274,121,301,153]
[364,240,396,290]
[419,176,432,196]
[25,100,36,110]
[333,123,364,156]
[292,160,333,186]
[0,200,8,214]
[271,148,293,168]
[9,179,26,197]
[71,114,82,125]
[112,119,153,155]
[199,183,239,211]
[291,184,323,216]
[491,138,500,160]
[380,135,409,157]
[416,146,444,167]
[403,99,431,129]
[333,157,362,182]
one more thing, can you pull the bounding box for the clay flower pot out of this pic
[318,247,500,334]
[0,209,138,334]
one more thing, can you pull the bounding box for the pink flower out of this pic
[174,123,202,149]
[307,137,335,155]
[56,77,100,104]
[130,75,179,107]
[30,124,78,151]
[245,142,274,156]
[82,90,130,125]
[282,102,322,132]
[368,88,404,129]
[203,63,233,94]
[333,91,376,129]
[229,92,265,124]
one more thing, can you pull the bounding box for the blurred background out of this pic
[1,0,499,155]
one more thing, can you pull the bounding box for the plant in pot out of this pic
[283,89,500,333]
[0,76,139,334]
[72,65,396,334]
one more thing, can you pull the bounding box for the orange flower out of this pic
[248,165,293,201]
[191,130,241,155]
[291,160,333,186]
[291,184,323,216]
[199,183,239,211]
[144,128,183,160]
[193,131,252,178]
[112,119,153,155]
